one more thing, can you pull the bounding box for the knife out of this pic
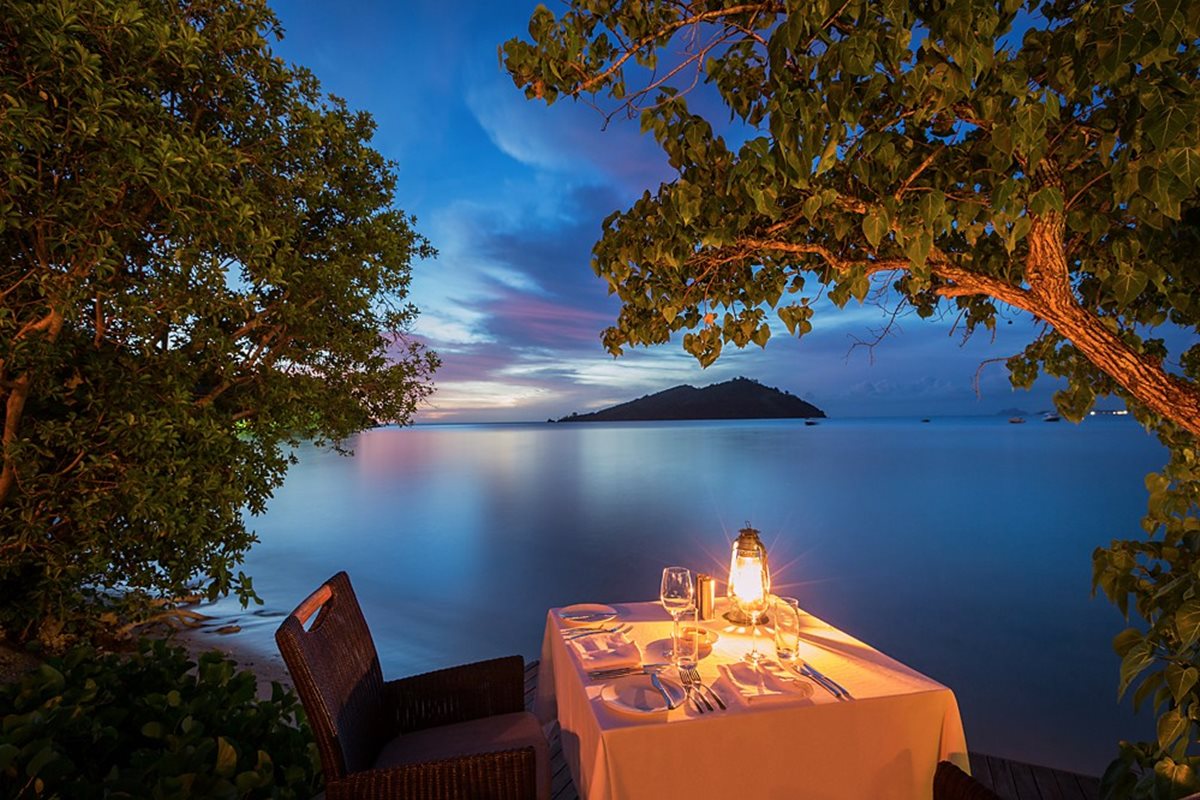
[649,671,678,710]
[696,680,726,710]
[803,663,852,699]
[797,664,848,700]
[587,663,669,680]
[786,662,842,699]
[560,611,612,621]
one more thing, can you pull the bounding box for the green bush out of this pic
[0,639,321,799]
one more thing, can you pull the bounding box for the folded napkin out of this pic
[569,632,642,672]
[715,662,812,707]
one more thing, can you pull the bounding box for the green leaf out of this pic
[1153,757,1198,793]
[803,195,823,218]
[862,209,889,248]
[1029,186,1064,216]
[1119,641,1156,698]
[904,230,932,267]
[1145,105,1192,152]
[1111,266,1149,305]
[1167,147,1200,189]
[215,736,238,778]
[815,138,839,175]
[0,744,17,771]
[1175,599,1200,648]
[1157,709,1188,751]
[25,746,56,778]
[1005,217,1031,253]
[1113,627,1144,657]
[1164,663,1198,704]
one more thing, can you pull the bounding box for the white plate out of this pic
[600,674,685,716]
[558,603,617,627]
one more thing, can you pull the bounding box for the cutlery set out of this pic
[585,663,667,681]
[584,663,727,714]
[680,665,725,712]
[567,616,853,711]
[559,610,616,622]
[563,623,631,641]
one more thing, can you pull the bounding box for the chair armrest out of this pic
[325,746,538,800]
[384,655,526,733]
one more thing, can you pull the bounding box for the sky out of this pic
[270,0,1069,423]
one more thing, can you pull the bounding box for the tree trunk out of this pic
[0,308,65,507]
[1025,220,1200,438]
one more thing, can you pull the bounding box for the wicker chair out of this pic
[275,572,550,800]
[934,761,1002,800]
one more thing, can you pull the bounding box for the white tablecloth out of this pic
[534,600,969,800]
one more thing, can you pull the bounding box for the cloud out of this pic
[464,75,672,193]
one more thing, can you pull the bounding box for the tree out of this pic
[502,0,1200,793]
[0,0,437,645]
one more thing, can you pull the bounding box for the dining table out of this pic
[533,598,969,800]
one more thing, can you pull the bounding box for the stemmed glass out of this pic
[734,560,770,665]
[660,566,694,663]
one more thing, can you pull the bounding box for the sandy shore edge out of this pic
[0,623,291,694]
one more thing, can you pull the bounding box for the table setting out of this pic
[534,525,971,799]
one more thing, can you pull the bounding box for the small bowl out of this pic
[681,626,719,657]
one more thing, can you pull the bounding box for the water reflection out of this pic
[204,416,1162,775]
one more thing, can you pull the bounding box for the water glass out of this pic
[773,596,801,664]
[674,610,699,669]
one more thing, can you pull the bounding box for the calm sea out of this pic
[202,415,1164,775]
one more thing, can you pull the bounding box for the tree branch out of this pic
[738,237,909,275]
[569,3,784,97]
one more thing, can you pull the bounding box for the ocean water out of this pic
[203,415,1165,775]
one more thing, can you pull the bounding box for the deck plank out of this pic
[526,659,1097,800]
[982,753,1021,799]
[1031,761,1068,799]
[1074,774,1101,800]
[1011,759,1047,800]
[970,752,994,789]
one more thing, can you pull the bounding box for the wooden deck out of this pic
[523,660,1101,800]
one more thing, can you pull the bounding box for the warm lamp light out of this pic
[724,524,770,625]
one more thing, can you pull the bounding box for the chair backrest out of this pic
[276,572,390,780]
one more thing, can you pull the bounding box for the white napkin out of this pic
[715,662,811,707]
[569,632,642,672]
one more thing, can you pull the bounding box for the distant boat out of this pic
[1008,416,1026,424]
[1042,413,1061,422]
[921,418,931,423]
[805,420,819,426]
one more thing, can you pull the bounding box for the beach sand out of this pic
[0,614,292,695]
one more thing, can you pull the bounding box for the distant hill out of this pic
[556,377,825,423]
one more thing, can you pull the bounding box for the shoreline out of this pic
[175,620,292,691]
[0,616,292,694]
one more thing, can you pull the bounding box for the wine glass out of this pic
[734,561,770,665]
[660,567,694,663]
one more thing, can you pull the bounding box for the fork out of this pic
[678,667,712,713]
[564,623,631,641]
[681,666,724,710]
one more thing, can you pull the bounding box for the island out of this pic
[555,377,826,423]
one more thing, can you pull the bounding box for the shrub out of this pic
[0,639,321,799]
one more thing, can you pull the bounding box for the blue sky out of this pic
[271,0,1065,422]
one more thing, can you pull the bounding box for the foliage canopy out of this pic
[0,0,436,642]
[504,0,1200,436]
[504,0,1200,793]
